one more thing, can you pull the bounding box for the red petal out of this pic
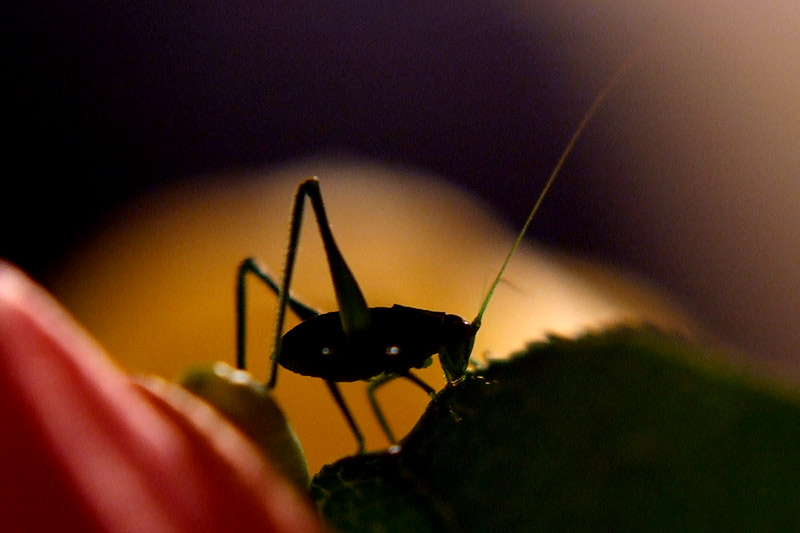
[0,261,322,532]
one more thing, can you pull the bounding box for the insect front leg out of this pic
[236,257,320,370]
[367,371,436,445]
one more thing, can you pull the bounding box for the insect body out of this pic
[236,50,645,453]
[236,178,478,449]
[279,306,474,384]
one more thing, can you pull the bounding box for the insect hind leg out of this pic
[236,257,320,370]
[368,372,436,445]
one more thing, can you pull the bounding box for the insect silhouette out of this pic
[235,52,645,454]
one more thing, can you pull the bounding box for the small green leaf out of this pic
[312,452,450,532]
[180,362,310,489]
[312,327,800,531]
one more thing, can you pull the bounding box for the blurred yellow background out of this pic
[50,159,696,473]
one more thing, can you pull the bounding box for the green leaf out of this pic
[312,326,800,531]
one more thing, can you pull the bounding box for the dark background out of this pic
[5,2,800,369]
[5,1,651,277]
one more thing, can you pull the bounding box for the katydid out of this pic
[236,52,644,454]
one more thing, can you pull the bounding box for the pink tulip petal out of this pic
[0,261,322,532]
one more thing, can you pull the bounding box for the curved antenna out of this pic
[472,45,651,328]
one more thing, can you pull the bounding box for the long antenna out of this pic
[472,45,651,328]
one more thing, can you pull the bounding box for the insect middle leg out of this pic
[236,257,319,370]
[368,372,436,444]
